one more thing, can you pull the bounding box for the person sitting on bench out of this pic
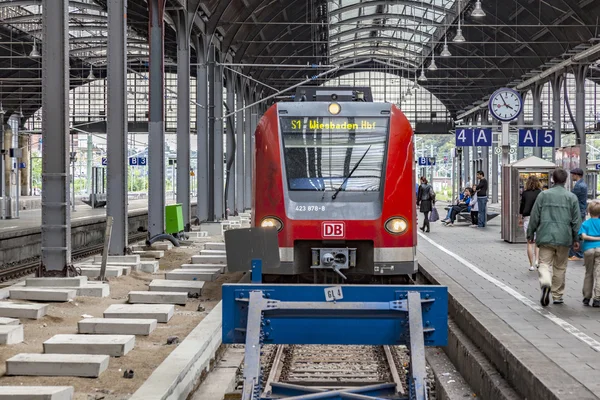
[442,188,473,226]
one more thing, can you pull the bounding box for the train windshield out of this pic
[280,117,388,192]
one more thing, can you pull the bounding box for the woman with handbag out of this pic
[417,176,435,233]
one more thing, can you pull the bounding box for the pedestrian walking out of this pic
[520,175,542,271]
[475,171,488,228]
[527,168,582,306]
[417,176,435,233]
[579,200,600,307]
[569,168,588,261]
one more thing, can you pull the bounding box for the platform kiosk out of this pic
[586,161,599,199]
[501,156,556,243]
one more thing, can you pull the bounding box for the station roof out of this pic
[0,0,599,121]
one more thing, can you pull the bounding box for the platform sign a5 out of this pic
[518,129,555,147]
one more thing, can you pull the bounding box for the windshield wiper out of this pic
[331,145,371,200]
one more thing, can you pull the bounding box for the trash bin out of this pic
[165,204,184,234]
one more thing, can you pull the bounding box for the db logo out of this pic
[322,222,345,238]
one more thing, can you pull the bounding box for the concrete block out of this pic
[191,254,226,264]
[44,334,135,357]
[199,222,221,235]
[73,283,109,297]
[200,249,226,255]
[94,255,140,264]
[103,304,174,323]
[0,317,19,325]
[133,250,164,259]
[9,288,76,302]
[128,291,187,305]
[26,276,87,287]
[149,279,204,296]
[78,266,123,278]
[78,318,157,336]
[132,243,173,251]
[165,269,220,282]
[0,386,74,400]
[180,264,226,273]
[6,353,109,377]
[204,242,225,251]
[0,301,48,319]
[140,260,159,273]
[0,324,24,344]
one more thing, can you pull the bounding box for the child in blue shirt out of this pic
[579,200,600,307]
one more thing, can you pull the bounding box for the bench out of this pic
[443,206,499,224]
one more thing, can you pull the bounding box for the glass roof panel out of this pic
[0,0,149,66]
[327,0,455,65]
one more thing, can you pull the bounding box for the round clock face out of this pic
[489,88,522,122]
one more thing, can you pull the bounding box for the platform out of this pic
[0,198,195,235]
[418,216,600,398]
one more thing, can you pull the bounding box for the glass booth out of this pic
[501,156,556,243]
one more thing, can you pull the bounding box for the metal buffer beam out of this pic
[40,0,71,275]
[222,284,449,400]
[106,0,128,255]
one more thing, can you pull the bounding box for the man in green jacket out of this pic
[527,168,581,307]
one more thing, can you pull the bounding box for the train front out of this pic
[254,99,416,282]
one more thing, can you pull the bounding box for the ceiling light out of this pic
[29,42,40,57]
[471,0,486,17]
[441,44,452,57]
[88,65,95,80]
[418,68,427,82]
[428,58,437,71]
[454,28,466,43]
[441,34,452,57]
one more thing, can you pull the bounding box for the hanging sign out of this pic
[518,129,555,147]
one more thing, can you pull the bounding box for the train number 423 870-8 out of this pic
[295,205,326,212]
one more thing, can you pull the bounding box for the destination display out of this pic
[282,117,387,133]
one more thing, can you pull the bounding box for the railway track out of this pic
[259,344,411,398]
[0,231,147,283]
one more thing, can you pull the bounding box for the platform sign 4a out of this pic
[455,128,492,147]
[518,129,555,147]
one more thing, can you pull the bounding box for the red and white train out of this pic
[252,87,416,283]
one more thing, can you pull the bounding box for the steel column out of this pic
[551,74,564,162]
[147,0,166,238]
[176,11,191,229]
[214,56,225,220]
[41,0,71,274]
[106,0,128,255]
[194,35,208,222]
[516,92,526,160]
[235,77,244,214]
[575,65,588,169]
[243,86,252,211]
[481,112,490,183]
[531,84,543,158]
[225,70,235,215]
[491,120,499,203]
[207,44,216,220]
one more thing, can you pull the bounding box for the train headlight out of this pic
[260,216,283,232]
[385,217,408,234]
[328,102,341,115]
